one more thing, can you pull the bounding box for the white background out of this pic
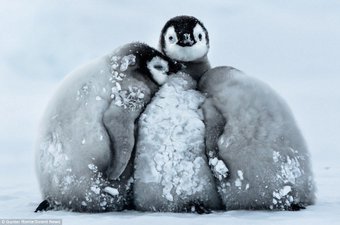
[0,0,339,224]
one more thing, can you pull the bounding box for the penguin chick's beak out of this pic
[178,33,195,47]
[168,61,184,75]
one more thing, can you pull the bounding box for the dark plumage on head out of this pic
[159,16,209,52]
[117,42,182,85]
[159,16,210,62]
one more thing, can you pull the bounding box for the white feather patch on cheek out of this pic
[164,43,208,62]
[147,56,169,85]
[164,26,178,45]
[162,24,209,62]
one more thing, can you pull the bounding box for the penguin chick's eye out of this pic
[168,35,176,44]
[147,57,169,85]
[154,64,164,71]
[193,24,207,44]
[165,26,177,44]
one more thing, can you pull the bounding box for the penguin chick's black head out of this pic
[118,42,182,85]
[160,16,209,62]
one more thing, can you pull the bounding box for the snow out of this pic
[134,73,220,211]
[108,51,146,111]
[208,156,229,181]
[104,187,119,196]
[280,156,303,185]
[234,170,244,189]
[119,54,136,72]
[1,0,340,224]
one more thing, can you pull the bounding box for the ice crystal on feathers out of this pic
[209,156,229,181]
[100,201,107,207]
[134,73,220,211]
[88,164,98,173]
[104,187,120,196]
[280,156,302,184]
[91,185,101,195]
[275,152,303,185]
[235,171,244,189]
[114,86,145,110]
[120,54,136,72]
[111,82,122,93]
[109,53,145,111]
[273,151,280,163]
[237,170,244,180]
[272,186,294,209]
[110,55,120,70]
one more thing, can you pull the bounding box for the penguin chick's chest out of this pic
[135,74,211,201]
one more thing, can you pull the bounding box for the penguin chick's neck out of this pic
[181,55,211,81]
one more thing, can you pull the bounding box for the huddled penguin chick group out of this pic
[159,15,315,210]
[35,42,181,212]
[35,15,315,213]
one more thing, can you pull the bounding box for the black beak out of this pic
[177,33,195,47]
[168,61,184,74]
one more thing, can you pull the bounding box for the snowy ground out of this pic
[1,0,340,224]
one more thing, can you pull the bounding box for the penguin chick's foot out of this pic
[190,204,212,214]
[186,202,211,215]
[34,199,51,212]
[288,203,306,211]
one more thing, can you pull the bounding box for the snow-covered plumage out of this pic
[134,73,222,212]
[35,42,180,212]
[199,66,315,210]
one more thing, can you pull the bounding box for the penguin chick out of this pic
[159,15,211,81]
[199,66,315,210]
[160,16,315,211]
[35,42,181,212]
[134,73,222,212]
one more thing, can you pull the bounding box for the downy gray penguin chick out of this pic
[35,42,181,212]
[134,73,222,213]
[199,67,315,210]
[160,16,315,210]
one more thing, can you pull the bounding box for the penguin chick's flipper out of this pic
[103,103,139,180]
[34,199,51,212]
[201,98,226,156]
[201,98,229,180]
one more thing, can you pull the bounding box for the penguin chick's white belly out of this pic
[134,73,221,212]
[199,66,315,210]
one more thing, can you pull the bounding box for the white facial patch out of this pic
[147,56,169,85]
[164,26,178,45]
[164,24,209,62]
[193,23,207,43]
